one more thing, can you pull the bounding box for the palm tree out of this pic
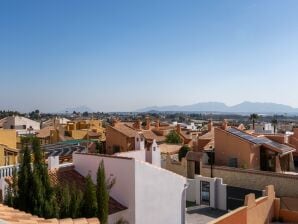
[249,113,259,130]
[271,117,278,134]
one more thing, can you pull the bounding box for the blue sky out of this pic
[1,0,298,112]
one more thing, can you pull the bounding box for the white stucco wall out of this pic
[135,133,145,151]
[73,153,135,223]
[186,179,196,202]
[73,153,187,224]
[215,178,227,210]
[134,160,187,224]
[192,175,227,211]
[115,150,146,162]
[3,116,40,131]
[48,156,59,170]
[151,140,161,167]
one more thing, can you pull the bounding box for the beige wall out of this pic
[209,185,278,224]
[202,165,298,197]
[214,128,260,169]
[0,130,17,149]
[163,155,187,177]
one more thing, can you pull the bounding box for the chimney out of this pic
[156,118,160,129]
[134,119,141,130]
[222,119,228,130]
[176,124,181,133]
[146,116,150,130]
[293,127,298,138]
[48,156,59,170]
[112,118,118,127]
[208,120,213,132]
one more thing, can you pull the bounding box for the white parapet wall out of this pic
[73,153,135,224]
[186,179,196,202]
[115,150,146,162]
[134,160,187,224]
[186,175,227,211]
[73,153,187,224]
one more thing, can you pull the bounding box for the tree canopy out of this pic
[165,131,182,144]
[178,145,190,161]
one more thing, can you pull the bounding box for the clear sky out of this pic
[1,0,298,112]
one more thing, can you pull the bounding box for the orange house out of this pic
[214,126,295,172]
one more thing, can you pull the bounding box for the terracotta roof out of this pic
[199,128,214,140]
[48,165,86,190]
[0,204,100,223]
[48,165,126,215]
[109,124,138,138]
[179,130,192,140]
[37,126,55,138]
[141,130,165,142]
[87,131,100,138]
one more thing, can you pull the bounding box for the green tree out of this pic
[96,141,104,154]
[96,160,109,224]
[56,184,71,218]
[17,137,33,212]
[31,137,57,218]
[249,113,259,130]
[178,145,190,161]
[69,184,83,218]
[81,174,98,218]
[165,131,182,144]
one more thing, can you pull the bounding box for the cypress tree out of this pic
[81,174,98,218]
[17,137,33,212]
[56,184,71,218]
[96,160,109,224]
[69,184,83,218]
[31,137,56,218]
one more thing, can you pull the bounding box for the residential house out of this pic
[214,123,296,172]
[0,116,40,135]
[106,118,166,154]
[65,119,105,141]
[253,122,275,134]
[0,130,19,166]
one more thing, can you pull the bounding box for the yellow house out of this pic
[65,119,105,141]
[0,129,17,148]
[0,130,19,166]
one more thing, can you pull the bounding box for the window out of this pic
[136,138,139,142]
[153,147,156,151]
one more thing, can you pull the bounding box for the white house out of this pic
[253,123,275,134]
[0,116,40,135]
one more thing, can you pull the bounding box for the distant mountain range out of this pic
[136,101,298,114]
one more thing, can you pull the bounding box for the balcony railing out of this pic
[0,164,19,179]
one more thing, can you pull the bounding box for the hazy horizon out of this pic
[1,0,298,112]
